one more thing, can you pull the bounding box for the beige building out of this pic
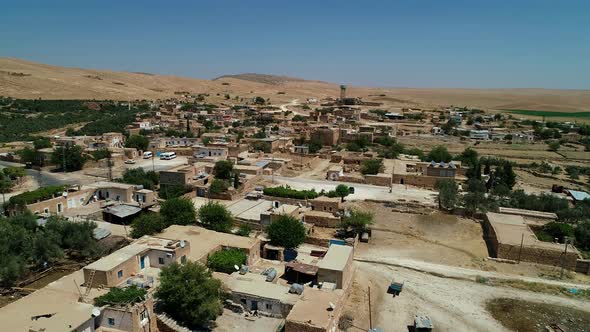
[285,288,345,332]
[317,244,354,289]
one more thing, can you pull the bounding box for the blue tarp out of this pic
[569,190,590,201]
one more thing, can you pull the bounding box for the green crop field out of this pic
[502,109,590,119]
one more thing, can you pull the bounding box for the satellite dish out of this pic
[92,307,101,317]
[180,240,186,248]
[234,265,240,271]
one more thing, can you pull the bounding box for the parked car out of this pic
[124,159,136,164]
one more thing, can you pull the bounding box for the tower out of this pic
[340,85,347,100]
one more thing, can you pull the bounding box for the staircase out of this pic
[156,313,193,332]
[84,269,96,297]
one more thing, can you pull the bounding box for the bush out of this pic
[361,159,383,175]
[95,285,147,306]
[120,168,159,190]
[159,184,191,199]
[236,224,251,237]
[435,179,459,210]
[575,221,590,251]
[8,185,65,208]
[426,146,452,163]
[198,202,233,233]
[207,248,247,274]
[209,179,229,194]
[267,215,306,249]
[540,222,575,243]
[263,185,319,200]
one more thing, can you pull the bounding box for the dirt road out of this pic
[348,261,590,332]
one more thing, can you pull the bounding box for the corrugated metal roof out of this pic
[93,227,111,240]
[569,190,590,201]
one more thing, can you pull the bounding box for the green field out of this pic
[503,109,590,119]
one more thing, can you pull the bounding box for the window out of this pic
[140,310,149,321]
[57,203,63,213]
[158,257,165,265]
[181,255,187,264]
[108,318,115,326]
[240,299,247,305]
[117,270,123,278]
[44,208,49,213]
[266,303,272,310]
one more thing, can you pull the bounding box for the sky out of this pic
[1,0,589,89]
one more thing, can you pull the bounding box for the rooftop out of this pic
[317,244,353,272]
[219,273,299,305]
[103,204,142,218]
[486,212,578,252]
[286,289,343,328]
[85,236,180,271]
[158,225,259,262]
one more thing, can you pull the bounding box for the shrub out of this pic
[130,213,165,238]
[95,286,147,307]
[160,197,196,226]
[263,185,319,200]
[209,179,229,194]
[207,248,247,274]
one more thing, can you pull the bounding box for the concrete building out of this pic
[469,129,490,140]
[483,212,579,269]
[83,236,190,288]
[285,288,345,332]
[317,244,354,289]
[311,126,340,146]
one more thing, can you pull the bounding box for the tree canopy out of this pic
[267,215,306,249]
[197,202,233,233]
[435,179,459,210]
[213,160,234,180]
[361,159,383,175]
[426,146,453,163]
[341,209,374,235]
[95,285,147,307]
[50,145,86,171]
[125,135,150,151]
[335,184,351,202]
[155,261,223,329]
[120,168,159,190]
[130,213,166,238]
[161,197,196,226]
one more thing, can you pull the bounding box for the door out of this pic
[251,300,258,311]
[140,256,146,269]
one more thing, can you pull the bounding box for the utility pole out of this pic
[271,154,275,184]
[151,150,155,172]
[517,233,524,263]
[107,155,113,181]
[62,144,67,173]
[368,285,373,330]
[560,236,570,279]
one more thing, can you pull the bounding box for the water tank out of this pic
[289,283,304,295]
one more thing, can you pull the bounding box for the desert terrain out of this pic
[2,58,590,114]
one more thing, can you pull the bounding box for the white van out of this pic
[160,152,177,160]
[143,151,153,159]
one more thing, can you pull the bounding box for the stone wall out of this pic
[392,174,439,188]
[365,174,391,187]
[304,212,341,228]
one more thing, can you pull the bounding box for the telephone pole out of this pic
[560,236,570,279]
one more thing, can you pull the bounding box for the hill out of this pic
[1,57,590,113]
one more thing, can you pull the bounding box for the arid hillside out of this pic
[1,57,590,112]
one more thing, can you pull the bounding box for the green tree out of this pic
[91,148,111,160]
[161,197,196,226]
[121,168,159,190]
[462,191,488,216]
[197,202,233,233]
[361,159,383,175]
[19,147,43,166]
[32,137,52,150]
[539,222,574,243]
[130,213,166,238]
[341,210,374,235]
[51,145,86,171]
[125,135,150,151]
[575,220,590,251]
[0,172,14,206]
[267,215,306,249]
[459,147,479,166]
[435,179,459,210]
[426,146,453,163]
[254,96,266,105]
[207,248,247,274]
[233,173,240,189]
[155,261,223,329]
[335,184,351,202]
[213,160,234,180]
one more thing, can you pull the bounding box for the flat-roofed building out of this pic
[317,244,354,289]
[285,288,345,332]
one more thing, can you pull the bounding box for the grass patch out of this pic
[502,109,590,118]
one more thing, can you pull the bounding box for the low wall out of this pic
[364,174,391,187]
[497,243,578,270]
[392,174,438,188]
[575,259,590,275]
[304,213,341,228]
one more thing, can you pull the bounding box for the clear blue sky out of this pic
[1,0,589,89]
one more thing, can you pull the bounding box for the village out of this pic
[0,82,590,332]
